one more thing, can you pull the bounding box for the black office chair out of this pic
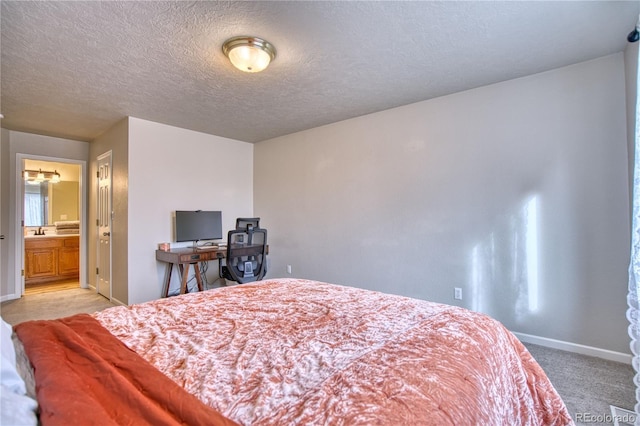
[219,222,267,284]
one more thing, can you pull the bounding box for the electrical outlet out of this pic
[286,265,292,274]
[454,287,462,300]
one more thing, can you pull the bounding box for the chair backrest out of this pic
[236,218,260,231]
[224,226,267,284]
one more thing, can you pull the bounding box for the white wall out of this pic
[127,118,253,304]
[255,54,631,354]
[0,130,89,300]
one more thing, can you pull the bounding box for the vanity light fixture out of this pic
[23,169,61,185]
[222,36,276,73]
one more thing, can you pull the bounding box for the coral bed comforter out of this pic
[91,278,571,425]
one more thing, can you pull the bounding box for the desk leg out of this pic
[180,263,189,294]
[193,263,204,292]
[163,263,174,298]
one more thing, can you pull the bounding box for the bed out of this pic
[9,278,573,425]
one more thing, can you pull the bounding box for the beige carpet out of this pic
[522,343,635,424]
[0,288,116,325]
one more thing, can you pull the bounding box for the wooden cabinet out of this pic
[25,236,79,284]
[25,247,58,280]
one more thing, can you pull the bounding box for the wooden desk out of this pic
[156,246,225,297]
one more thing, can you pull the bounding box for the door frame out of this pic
[14,154,87,296]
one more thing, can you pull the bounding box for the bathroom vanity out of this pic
[24,235,79,284]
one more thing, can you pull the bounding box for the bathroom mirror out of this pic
[23,161,80,227]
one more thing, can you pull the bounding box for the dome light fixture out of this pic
[222,36,276,73]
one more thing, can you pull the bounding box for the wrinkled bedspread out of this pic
[94,278,572,425]
[14,314,237,426]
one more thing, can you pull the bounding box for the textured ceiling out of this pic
[1,1,639,143]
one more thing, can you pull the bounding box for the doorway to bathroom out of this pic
[17,156,86,296]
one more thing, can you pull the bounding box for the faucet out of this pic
[36,227,44,236]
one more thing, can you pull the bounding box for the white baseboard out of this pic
[0,293,19,303]
[110,297,126,307]
[514,331,632,365]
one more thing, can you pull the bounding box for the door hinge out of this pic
[21,269,24,277]
[97,171,100,178]
[96,267,99,275]
[96,219,99,226]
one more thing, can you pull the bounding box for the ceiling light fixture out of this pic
[222,36,276,73]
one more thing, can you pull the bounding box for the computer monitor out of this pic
[175,210,223,243]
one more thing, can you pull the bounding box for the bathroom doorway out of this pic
[16,155,86,296]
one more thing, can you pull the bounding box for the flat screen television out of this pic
[175,210,223,243]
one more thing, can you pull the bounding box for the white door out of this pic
[97,152,112,299]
